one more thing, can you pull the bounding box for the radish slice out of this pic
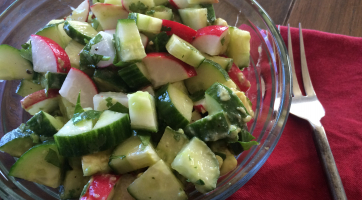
[67,0,90,22]
[80,174,120,200]
[140,33,149,49]
[31,35,71,73]
[161,20,197,43]
[168,0,190,9]
[89,32,116,68]
[193,98,207,114]
[20,89,60,115]
[228,63,251,92]
[192,25,230,55]
[59,68,98,108]
[143,53,197,88]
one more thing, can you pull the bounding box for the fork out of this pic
[287,24,347,200]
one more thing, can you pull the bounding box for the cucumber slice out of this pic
[60,169,90,200]
[187,0,217,4]
[185,59,229,94]
[166,34,205,68]
[214,18,228,26]
[156,83,193,130]
[59,97,76,121]
[104,0,122,4]
[156,127,189,167]
[115,19,147,65]
[48,19,73,47]
[171,137,220,193]
[118,62,151,89]
[93,92,129,112]
[54,110,131,157]
[26,111,64,136]
[128,91,158,132]
[226,26,251,69]
[36,22,66,48]
[9,141,64,188]
[0,126,36,157]
[202,53,233,71]
[153,0,168,6]
[63,21,98,45]
[205,82,251,126]
[16,79,43,97]
[65,40,84,69]
[108,136,160,174]
[0,45,33,80]
[128,160,188,200]
[128,13,163,34]
[179,8,208,30]
[184,111,239,142]
[112,173,137,200]
[171,81,188,95]
[93,68,131,93]
[82,149,112,176]
[146,6,173,20]
[200,4,216,24]
[41,72,67,93]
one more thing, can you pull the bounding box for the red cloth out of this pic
[228,26,362,200]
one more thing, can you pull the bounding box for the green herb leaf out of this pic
[106,97,113,108]
[72,110,103,125]
[145,10,155,16]
[139,133,151,147]
[148,32,170,52]
[173,133,181,142]
[45,148,60,168]
[195,179,205,185]
[161,26,172,32]
[80,34,109,69]
[221,37,225,45]
[20,42,32,62]
[73,92,84,115]
[91,18,100,30]
[129,1,149,14]
[108,102,129,113]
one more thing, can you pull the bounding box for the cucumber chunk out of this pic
[16,79,43,97]
[146,6,173,20]
[128,91,158,132]
[115,19,147,65]
[36,22,66,48]
[0,45,33,80]
[156,83,193,130]
[59,97,76,121]
[112,173,137,200]
[26,111,64,136]
[109,136,160,174]
[200,4,216,24]
[65,40,85,69]
[171,137,220,193]
[128,160,188,200]
[118,62,151,89]
[156,127,189,167]
[0,126,36,157]
[179,8,208,30]
[205,82,251,126]
[9,141,64,188]
[202,53,233,71]
[93,68,131,93]
[184,111,239,142]
[93,92,129,112]
[54,110,131,157]
[82,149,112,176]
[59,169,90,200]
[185,59,230,94]
[41,72,67,93]
[63,21,98,45]
[128,13,163,34]
[226,27,251,69]
[166,34,205,68]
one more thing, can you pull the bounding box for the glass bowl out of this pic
[0,0,292,199]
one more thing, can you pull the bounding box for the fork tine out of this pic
[288,24,302,96]
[299,23,316,96]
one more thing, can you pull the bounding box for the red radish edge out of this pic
[195,25,229,37]
[31,34,71,73]
[80,174,120,200]
[20,89,60,109]
[71,68,99,93]
[162,20,197,43]
[146,52,197,77]
[228,64,251,92]
[168,0,180,9]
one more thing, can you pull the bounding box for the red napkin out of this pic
[228,26,362,200]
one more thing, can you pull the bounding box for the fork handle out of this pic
[311,122,347,200]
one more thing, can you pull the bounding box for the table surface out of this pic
[1,0,362,37]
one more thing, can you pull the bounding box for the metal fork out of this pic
[288,24,347,200]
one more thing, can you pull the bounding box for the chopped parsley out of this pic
[129,1,149,14]
[106,97,113,108]
[221,37,225,45]
[195,179,205,185]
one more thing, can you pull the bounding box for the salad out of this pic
[0,0,258,199]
